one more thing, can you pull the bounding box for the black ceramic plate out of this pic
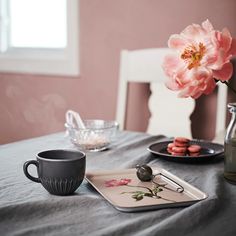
[147,139,224,163]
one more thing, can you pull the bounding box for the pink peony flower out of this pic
[104,178,132,187]
[162,19,236,99]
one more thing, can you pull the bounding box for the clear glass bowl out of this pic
[65,120,119,152]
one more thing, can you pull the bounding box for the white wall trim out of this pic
[0,0,79,76]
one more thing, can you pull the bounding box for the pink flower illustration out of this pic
[162,19,236,99]
[105,178,132,187]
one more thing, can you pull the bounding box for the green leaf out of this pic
[144,193,153,197]
[132,193,144,201]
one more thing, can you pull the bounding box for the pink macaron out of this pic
[174,137,190,147]
[188,144,201,153]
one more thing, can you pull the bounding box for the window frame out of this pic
[0,0,79,76]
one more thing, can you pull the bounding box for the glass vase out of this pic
[224,103,236,184]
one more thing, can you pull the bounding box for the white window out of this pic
[0,0,79,76]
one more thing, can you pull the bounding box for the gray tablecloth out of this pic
[0,131,235,236]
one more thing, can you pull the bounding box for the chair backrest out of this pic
[214,82,228,143]
[116,48,228,139]
[215,82,227,136]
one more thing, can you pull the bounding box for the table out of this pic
[0,131,235,236]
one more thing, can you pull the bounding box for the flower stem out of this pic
[156,196,177,203]
[123,185,176,202]
[126,184,154,195]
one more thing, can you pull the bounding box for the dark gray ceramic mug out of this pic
[23,149,86,196]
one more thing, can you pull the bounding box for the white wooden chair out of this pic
[116,48,228,141]
[214,82,228,143]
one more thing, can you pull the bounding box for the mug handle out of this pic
[23,160,41,183]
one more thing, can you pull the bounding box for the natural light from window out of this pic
[0,0,79,76]
[10,0,67,48]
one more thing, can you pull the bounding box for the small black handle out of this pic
[23,160,41,183]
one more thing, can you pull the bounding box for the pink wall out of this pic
[1,0,236,144]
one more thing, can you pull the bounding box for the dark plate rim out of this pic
[147,139,224,160]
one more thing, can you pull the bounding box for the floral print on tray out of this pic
[104,178,176,202]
